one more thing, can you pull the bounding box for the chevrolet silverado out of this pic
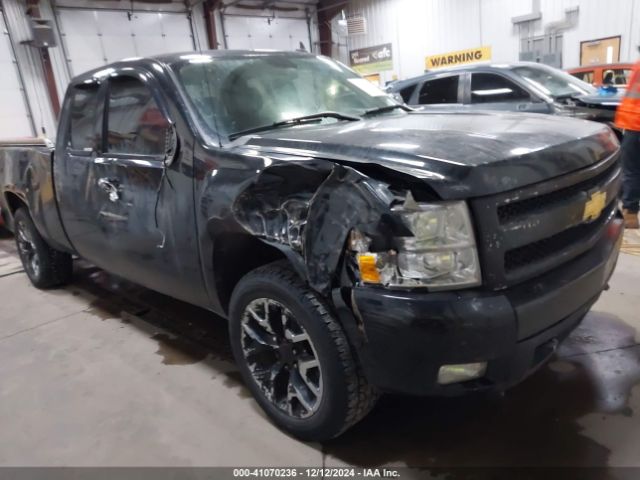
[0,51,624,441]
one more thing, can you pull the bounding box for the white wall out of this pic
[54,8,195,76]
[219,4,317,53]
[223,15,312,51]
[340,0,640,83]
[0,8,34,137]
[1,0,58,137]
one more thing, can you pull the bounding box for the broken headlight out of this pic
[352,198,481,290]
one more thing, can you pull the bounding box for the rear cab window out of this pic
[470,73,531,103]
[418,75,460,104]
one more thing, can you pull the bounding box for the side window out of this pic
[602,70,615,85]
[471,73,531,103]
[612,69,631,85]
[68,84,100,151]
[106,76,168,156]
[572,71,594,84]
[418,76,459,104]
[399,84,417,103]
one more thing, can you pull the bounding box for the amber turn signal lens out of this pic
[357,254,381,284]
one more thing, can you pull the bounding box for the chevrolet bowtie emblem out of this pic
[583,190,607,222]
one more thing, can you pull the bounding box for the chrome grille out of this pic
[471,154,621,290]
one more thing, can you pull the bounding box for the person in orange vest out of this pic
[615,59,640,229]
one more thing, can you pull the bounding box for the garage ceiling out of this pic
[221,0,318,7]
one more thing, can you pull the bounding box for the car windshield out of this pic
[173,53,396,140]
[512,65,596,99]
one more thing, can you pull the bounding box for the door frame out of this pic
[96,67,173,165]
[410,72,465,107]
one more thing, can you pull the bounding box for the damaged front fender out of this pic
[302,165,400,292]
[202,152,413,298]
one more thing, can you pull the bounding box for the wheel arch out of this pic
[2,190,28,230]
[212,232,306,315]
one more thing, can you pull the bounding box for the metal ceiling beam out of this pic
[222,0,317,8]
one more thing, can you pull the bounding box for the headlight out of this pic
[352,198,481,290]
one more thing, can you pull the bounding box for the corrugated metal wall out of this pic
[1,0,58,137]
[0,6,35,136]
[342,0,640,83]
[550,0,639,67]
[39,0,70,104]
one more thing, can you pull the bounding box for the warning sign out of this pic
[426,46,492,70]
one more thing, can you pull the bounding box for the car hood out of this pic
[237,111,618,199]
[574,92,622,109]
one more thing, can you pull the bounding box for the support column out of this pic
[25,0,60,118]
[203,0,222,49]
[316,0,347,57]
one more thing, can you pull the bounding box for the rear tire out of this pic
[229,261,378,441]
[13,208,73,288]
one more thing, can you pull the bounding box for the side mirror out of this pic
[163,122,179,167]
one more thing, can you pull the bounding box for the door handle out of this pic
[98,178,121,202]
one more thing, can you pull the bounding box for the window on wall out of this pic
[418,76,459,104]
[68,84,100,151]
[470,73,530,103]
[106,76,168,156]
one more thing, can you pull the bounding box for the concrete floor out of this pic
[1,229,640,469]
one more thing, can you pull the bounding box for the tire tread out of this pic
[244,261,379,437]
[14,208,72,289]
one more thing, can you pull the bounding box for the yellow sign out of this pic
[426,46,492,70]
[583,191,607,222]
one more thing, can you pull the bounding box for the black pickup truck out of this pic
[0,51,624,441]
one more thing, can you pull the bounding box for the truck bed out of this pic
[0,138,71,252]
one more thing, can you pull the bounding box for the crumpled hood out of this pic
[239,111,618,199]
[572,93,622,120]
[577,92,623,106]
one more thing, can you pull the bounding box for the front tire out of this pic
[13,208,73,288]
[229,261,378,441]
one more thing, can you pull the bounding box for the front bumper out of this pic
[339,217,623,396]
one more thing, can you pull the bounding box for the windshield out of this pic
[173,53,395,140]
[512,64,596,99]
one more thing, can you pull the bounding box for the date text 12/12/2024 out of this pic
[233,468,401,478]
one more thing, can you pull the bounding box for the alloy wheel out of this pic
[240,298,323,419]
[16,220,40,279]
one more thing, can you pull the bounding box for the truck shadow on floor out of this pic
[324,311,640,469]
[69,262,234,363]
[67,262,640,469]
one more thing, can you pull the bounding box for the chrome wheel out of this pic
[240,298,323,419]
[16,220,40,279]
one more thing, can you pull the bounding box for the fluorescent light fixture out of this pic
[473,88,513,96]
